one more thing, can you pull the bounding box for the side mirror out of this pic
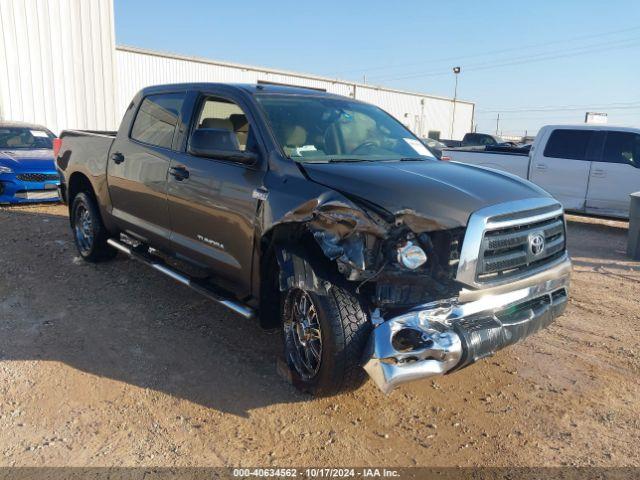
[188,128,258,165]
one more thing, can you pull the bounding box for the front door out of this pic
[166,94,264,293]
[586,130,640,218]
[107,92,186,246]
[529,128,596,212]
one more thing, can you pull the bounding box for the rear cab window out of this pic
[130,93,186,149]
[543,129,593,160]
[602,131,640,168]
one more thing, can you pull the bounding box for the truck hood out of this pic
[300,159,550,228]
[0,149,56,172]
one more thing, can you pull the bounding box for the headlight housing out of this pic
[0,166,13,174]
[397,241,428,270]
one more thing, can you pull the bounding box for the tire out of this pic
[282,283,371,396]
[71,191,117,262]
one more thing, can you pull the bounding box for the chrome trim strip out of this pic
[218,300,256,319]
[458,254,571,303]
[107,238,255,319]
[107,238,131,255]
[456,197,564,289]
[151,263,190,286]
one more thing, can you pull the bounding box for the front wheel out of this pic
[282,284,371,396]
[71,192,117,262]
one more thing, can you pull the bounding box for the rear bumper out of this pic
[363,254,571,393]
[0,175,60,204]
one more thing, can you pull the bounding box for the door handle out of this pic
[169,165,190,181]
[111,152,125,164]
[592,168,606,177]
[535,163,547,170]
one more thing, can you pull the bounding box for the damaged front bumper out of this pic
[363,255,571,394]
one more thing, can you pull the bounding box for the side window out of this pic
[131,93,185,149]
[543,129,593,160]
[195,97,252,151]
[602,132,640,168]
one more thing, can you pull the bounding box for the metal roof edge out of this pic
[115,45,475,106]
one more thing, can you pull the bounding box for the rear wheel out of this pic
[71,192,116,262]
[282,282,371,396]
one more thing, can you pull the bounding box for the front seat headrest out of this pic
[200,118,234,130]
[229,114,249,132]
[285,125,307,146]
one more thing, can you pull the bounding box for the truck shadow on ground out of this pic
[1,208,634,417]
[0,207,312,417]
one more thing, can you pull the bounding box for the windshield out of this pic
[0,127,55,149]
[255,94,436,162]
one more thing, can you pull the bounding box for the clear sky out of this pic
[114,0,640,137]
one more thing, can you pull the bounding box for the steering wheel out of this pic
[350,140,380,155]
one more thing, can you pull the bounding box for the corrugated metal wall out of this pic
[0,0,473,139]
[116,47,354,117]
[116,47,474,140]
[0,0,117,133]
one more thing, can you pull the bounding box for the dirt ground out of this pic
[0,204,638,467]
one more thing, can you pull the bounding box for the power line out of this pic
[326,25,640,77]
[371,37,640,82]
[476,101,640,114]
[372,37,640,81]
[477,100,640,112]
[477,109,640,121]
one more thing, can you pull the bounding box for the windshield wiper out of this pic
[290,157,371,164]
[398,157,427,161]
[326,158,374,163]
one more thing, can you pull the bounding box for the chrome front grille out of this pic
[478,214,565,281]
[456,198,568,289]
[16,173,59,182]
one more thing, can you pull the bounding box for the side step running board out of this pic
[106,238,255,320]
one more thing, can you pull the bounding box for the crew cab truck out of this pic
[56,83,571,395]
[444,125,640,219]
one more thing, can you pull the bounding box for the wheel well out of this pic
[258,224,341,329]
[67,173,100,225]
[68,172,95,206]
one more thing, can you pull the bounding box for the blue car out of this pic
[0,122,60,204]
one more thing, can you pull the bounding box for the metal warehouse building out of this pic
[0,0,474,139]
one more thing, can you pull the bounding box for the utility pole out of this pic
[495,113,500,135]
[450,66,461,139]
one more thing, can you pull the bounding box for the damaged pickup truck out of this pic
[55,83,571,395]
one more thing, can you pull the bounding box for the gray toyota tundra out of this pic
[55,83,571,396]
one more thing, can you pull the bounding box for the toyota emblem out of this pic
[529,233,545,256]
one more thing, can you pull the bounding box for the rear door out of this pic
[166,91,265,293]
[529,128,595,212]
[586,130,640,218]
[107,92,186,247]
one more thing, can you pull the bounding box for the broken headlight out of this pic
[396,241,427,270]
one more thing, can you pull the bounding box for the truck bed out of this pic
[57,130,117,203]
[443,145,531,179]
[58,129,116,167]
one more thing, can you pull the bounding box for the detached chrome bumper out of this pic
[363,255,571,394]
